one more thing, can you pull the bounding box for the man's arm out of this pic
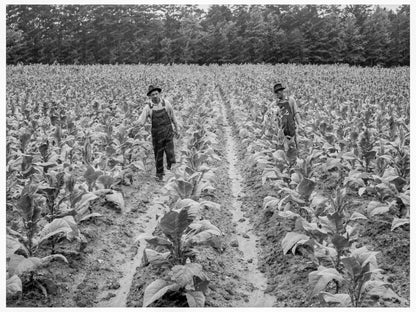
[290,97,301,125]
[137,105,150,127]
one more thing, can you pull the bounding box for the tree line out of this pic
[6,4,410,67]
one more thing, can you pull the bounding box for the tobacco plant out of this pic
[7,235,68,299]
[143,262,209,307]
[143,204,222,267]
[312,245,407,307]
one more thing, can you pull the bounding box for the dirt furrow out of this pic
[95,187,169,307]
[219,92,275,307]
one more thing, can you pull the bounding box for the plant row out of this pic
[140,85,225,307]
[217,65,409,307]
[6,64,212,301]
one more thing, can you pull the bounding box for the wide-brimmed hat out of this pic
[273,83,285,93]
[147,85,162,96]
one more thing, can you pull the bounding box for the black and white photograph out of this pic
[4,0,412,309]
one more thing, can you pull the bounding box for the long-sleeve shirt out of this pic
[285,96,300,125]
[263,96,300,131]
[274,96,300,125]
[137,98,178,129]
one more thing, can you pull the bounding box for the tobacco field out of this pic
[6,64,410,307]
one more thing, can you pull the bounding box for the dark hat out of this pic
[273,83,285,93]
[147,85,162,96]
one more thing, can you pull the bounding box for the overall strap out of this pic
[148,99,165,119]
[149,99,165,109]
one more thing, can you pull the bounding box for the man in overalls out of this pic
[137,85,179,181]
[273,83,301,147]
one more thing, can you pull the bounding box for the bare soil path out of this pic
[95,188,169,307]
[220,94,275,307]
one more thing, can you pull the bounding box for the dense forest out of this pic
[6,4,410,67]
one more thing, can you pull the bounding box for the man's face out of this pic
[149,91,160,104]
[275,89,283,99]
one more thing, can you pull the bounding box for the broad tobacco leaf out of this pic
[286,147,298,163]
[340,151,357,161]
[175,179,194,198]
[350,246,379,270]
[317,216,336,234]
[16,193,35,222]
[188,220,222,235]
[37,217,76,245]
[130,160,145,171]
[310,192,328,210]
[272,150,288,163]
[79,212,103,222]
[145,237,173,248]
[366,201,390,217]
[308,266,344,299]
[397,192,410,207]
[187,229,222,246]
[84,165,100,185]
[327,211,344,233]
[290,172,302,184]
[263,196,280,211]
[280,187,305,204]
[160,209,192,239]
[262,171,278,185]
[341,256,362,277]
[194,275,210,292]
[75,192,98,215]
[7,235,29,258]
[325,158,343,171]
[170,263,207,288]
[38,216,79,245]
[349,211,368,221]
[96,175,115,189]
[302,219,329,236]
[364,280,408,305]
[175,199,201,220]
[175,198,200,211]
[391,218,410,231]
[358,187,366,196]
[6,275,22,298]
[6,254,66,276]
[332,234,350,251]
[343,171,366,188]
[385,176,406,192]
[277,210,300,219]
[143,248,171,266]
[186,290,205,307]
[314,242,337,261]
[105,191,125,212]
[36,161,57,170]
[196,180,216,196]
[382,166,399,179]
[142,279,180,307]
[281,232,310,255]
[297,178,316,199]
[320,292,351,306]
[199,200,221,210]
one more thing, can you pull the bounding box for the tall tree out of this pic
[5,4,410,66]
[362,6,391,66]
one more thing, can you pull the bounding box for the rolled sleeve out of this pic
[289,97,301,124]
[137,105,150,126]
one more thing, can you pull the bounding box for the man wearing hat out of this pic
[273,82,301,147]
[136,85,179,181]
